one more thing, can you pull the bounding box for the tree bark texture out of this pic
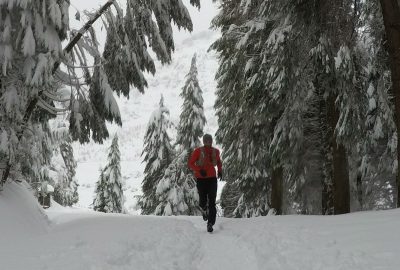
[327,95,350,214]
[318,85,334,215]
[271,166,283,215]
[356,173,363,210]
[379,0,400,208]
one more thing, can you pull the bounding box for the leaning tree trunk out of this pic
[271,166,283,215]
[0,0,115,186]
[379,0,400,208]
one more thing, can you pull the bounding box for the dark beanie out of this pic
[203,134,213,143]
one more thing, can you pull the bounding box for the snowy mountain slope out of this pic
[1,198,399,270]
[72,23,221,211]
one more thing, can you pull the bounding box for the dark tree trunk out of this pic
[356,172,363,210]
[271,166,283,215]
[327,95,350,214]
[332,140,350,214]
[321,179,334,215]
[314,0,351,215]
[379,0,400,208]
[318,85,334,215]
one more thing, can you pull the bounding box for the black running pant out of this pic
[196,178,217,225]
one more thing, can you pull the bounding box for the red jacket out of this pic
[188,146,222,179]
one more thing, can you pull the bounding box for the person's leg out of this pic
[196,179,207,211]
[197,179,209,221]
[207,178,218,226]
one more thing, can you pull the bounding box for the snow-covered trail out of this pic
[189,218,258,270]
[185,211,400,270]
[45,211,261,270]
[1,209,258,270]
[2,190,400,270]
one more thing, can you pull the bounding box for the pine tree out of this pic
[41,90,80,206]
[211,0,279,217]
[176,54,206,149]
[351,0,396,210]
[155,150,198,216]
[93,135,124,213]
[0,0,69,186]
[212,0,385,216]
[260,0,362,214]
[52,140,79,206]
[20,122,54,194]
[93,169,107,212]
[68,0,200,143]
[139,96,174,214]
[378,0,400,207]
[155,55,206,216]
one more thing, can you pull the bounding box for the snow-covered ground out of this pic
[1,182,399,270]
[71,0,222,212]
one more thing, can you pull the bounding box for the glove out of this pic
[218,171,222,180]
[200,169,207,177]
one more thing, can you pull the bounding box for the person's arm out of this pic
[188,149,200,172]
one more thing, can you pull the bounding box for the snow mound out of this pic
[0,181,49,240]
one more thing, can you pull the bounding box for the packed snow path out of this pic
[2,205,400,270]
[189,219,258,270]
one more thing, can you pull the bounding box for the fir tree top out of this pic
[93,133,124,213]
[176,54,206,150]
[142,95,173,174]
[107,134,120,167]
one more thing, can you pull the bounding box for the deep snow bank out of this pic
[3,211,203,270]
[0,181,48,241]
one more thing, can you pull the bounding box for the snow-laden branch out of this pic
[37,97,70,115]
[52,0,115,73]
[42,90,70,103]
[55,70,86,87]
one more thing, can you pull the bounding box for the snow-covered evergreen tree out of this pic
[19,122,54,195]
[52,140,79,206]
[260,0,362,214]
[351,0,396,210]
[69,0,201,144]
[93,169,107,212]
[378,0,400,208]
[40,88,80,206]
[0,0,69,186]
[139,96,174,214]
[155,150,198,216]
[212,0,394,216]
[155,55,206,216]
[211,0,280,217]
[176,54,206,149]
[93,135,124,213]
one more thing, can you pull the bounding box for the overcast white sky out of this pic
[69,0,219,45]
